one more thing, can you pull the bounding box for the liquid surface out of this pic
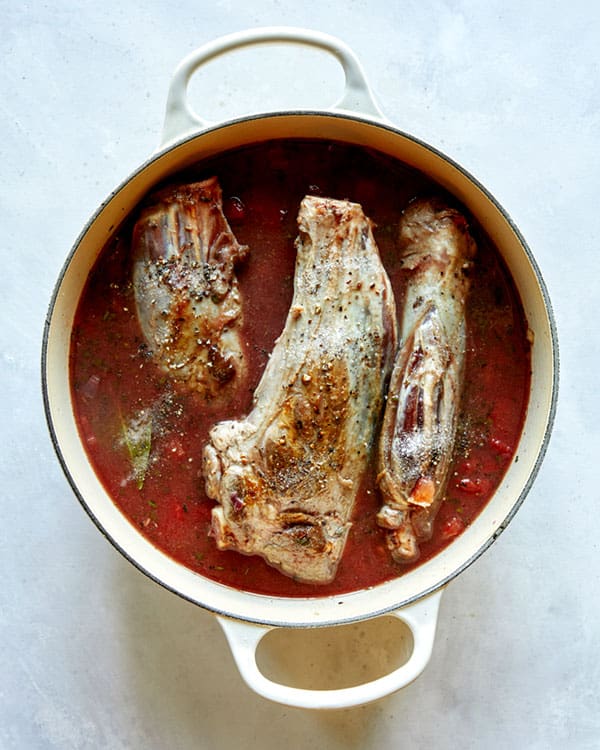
[70,139,531,597]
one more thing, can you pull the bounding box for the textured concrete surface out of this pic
[2,2,597,748]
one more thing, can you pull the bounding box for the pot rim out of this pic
[42,108,559,628]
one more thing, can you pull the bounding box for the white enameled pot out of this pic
[42,27,558,710]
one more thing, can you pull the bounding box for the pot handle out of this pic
[216,589,443,710]
[161,26,385,145]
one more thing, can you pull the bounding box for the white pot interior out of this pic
[43,112,557,627]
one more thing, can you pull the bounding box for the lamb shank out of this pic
[203,195,397,584]
[377,197,476,562]
[131,177,248,400]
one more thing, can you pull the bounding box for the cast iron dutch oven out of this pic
[42,27,558,709]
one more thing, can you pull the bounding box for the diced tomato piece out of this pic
[85,433,98,448]
[165,437,186,461]
[455,459,474,476]
[455,476,491,495]
[171,500,187,523]
[80,374,101,401]
[440,515,465,540]
[224,196,246,222]
[489,436,513,456]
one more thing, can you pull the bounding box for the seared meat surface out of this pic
[377,198,476,562]
[203,196,397,584]
[131,177,248,399]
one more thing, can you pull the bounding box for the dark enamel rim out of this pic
[41,109,559,628]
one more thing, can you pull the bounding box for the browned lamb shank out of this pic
[203,195,397,584]
[377,198,476,562]
[131,176,248,400]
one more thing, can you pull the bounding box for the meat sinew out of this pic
[131,177,248,400]
[203,196,397,584]
[377,198,476,562]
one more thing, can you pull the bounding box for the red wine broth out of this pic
[70,139,531,597]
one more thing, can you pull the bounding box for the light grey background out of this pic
[2,1,598,748]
